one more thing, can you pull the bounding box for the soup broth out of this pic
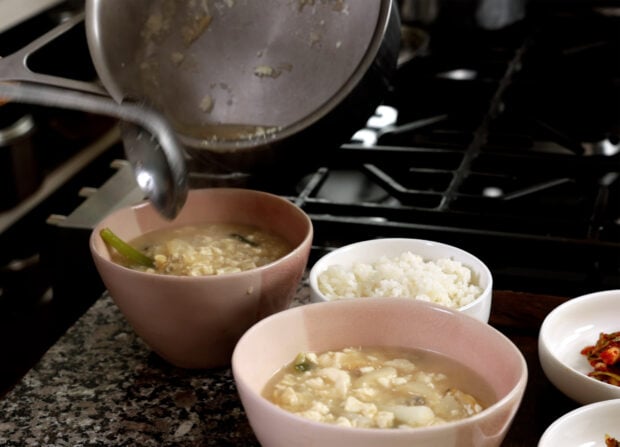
[113,223,292,276]
[263,346,495,429]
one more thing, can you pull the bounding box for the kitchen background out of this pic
[1,0,619,397]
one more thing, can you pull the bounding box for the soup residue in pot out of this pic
[112,223,292,276]
[263,347,493,429]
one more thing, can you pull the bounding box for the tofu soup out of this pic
[112,223,292,276]
[263,347,494,429]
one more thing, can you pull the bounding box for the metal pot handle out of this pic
[0,12,107,96]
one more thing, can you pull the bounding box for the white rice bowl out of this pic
[309,238,493,323]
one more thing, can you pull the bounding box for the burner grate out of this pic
[269,6,620,296]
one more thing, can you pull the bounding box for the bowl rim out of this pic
[89,187,314,280]
[307,238,492,311]
[232,297,528,434]
[538,398,620,446]
[538,289,620,395]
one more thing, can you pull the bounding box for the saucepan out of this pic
[0,0,400,208]
[86,0,401,174]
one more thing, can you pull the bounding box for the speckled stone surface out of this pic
[0,279,313,446]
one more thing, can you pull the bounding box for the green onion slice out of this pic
[100,227,154,268]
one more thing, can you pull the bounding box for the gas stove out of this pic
[1,0,619,395]
[300,3,620,296]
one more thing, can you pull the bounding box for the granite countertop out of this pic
[0,283,577,447]
[0,283,313,447]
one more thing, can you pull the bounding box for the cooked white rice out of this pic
[317,251,482,309]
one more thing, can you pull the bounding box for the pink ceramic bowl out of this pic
[90,188,313,369]
[232,298,527,447]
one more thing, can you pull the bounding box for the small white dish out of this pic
[538,289,620,405]
[308,238,493,323]
[538,399,620,446]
